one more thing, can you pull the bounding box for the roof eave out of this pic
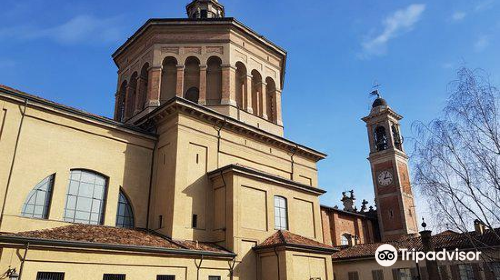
[0,235,236,258]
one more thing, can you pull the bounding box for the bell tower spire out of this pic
[362,93,419,241]
[186,0,225,19]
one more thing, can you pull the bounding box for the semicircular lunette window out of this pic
[116,190,134,228]
[64,170,107,225]
[21,174,55,219]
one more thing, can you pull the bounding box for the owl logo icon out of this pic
[375,244,398,267]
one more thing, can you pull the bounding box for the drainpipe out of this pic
[0,99,28,228]
[274,246,281,280]
[289,145,298,180]
[146,128,158,230]
[215,121,224,169]
[195,255,204,280]
[228,257,236,280]
[18,242,30,280]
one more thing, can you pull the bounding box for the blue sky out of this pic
[1,0,500,228]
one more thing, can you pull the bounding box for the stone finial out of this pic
[361,199,368,212]
[341,190,356,212]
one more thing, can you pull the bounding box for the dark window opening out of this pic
[185,87,200,103]
[103,274,126,280]
[157,276,175,280]
[159,215,163,228]
[392,124,402,150]
[192,214,198,228]
[389,210,394,219]
[208,277,221,280]
[37,272,65,280]
[374,126,388,151]
[200,10,208,18]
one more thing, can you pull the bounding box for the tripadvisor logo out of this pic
[375,244,482,267]
[375,244,398,267]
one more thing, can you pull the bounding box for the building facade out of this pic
[0,1,336,279]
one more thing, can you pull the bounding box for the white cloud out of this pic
[475,0,495,11]
[0,15,123,45]
[360,4,426,58]
[451,11,466,21]
[474,35,490,51]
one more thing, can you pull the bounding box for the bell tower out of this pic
[362,92,418,241]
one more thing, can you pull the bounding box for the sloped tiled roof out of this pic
[254,230,337,253]
[332,228,500,261]
[0,224,234,256]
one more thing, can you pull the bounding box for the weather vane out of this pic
[370,80,381,98]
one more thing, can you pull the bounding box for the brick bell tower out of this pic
[362,92,419,241]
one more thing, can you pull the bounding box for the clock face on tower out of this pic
[377,170,394,186]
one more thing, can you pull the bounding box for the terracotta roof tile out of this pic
[332,228,500,261]
[2,224,233,255]
[255,230,337,252]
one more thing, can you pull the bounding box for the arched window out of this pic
[374,126,388,151]
[21,174,55,219]
[206,56,222,105]
[126,72,138,118]
[274,196,288,230]
[184,56,200,103]
[341,234,350,246]
[116,81,127,122]
[64,170,107,225]
[137,63,149,111]
[391,123,402,150]
[266,77,276,123]
[251,70,262,116]
[116,190,134,228]
[161,57,177,103]
[235,62,247,109]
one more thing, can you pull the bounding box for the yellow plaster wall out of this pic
[0,97,155,233]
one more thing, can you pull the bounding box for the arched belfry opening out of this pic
[126,72,138,118]
[116,81,127,122]
[235,62,247,110]
[161,57,178,103]
[251,70,262,115]
[266,77,276,123]
[184,57,200,103]
[374,125,388,151]
[138,63,149,111]
[206,56,222,105]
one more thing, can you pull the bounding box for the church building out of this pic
[2,1,496,280]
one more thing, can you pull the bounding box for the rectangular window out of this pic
[159,215,163,228]
[372,269,384,280]
[208,276,221,280]
[397,268,412,280]
[103,274,126,280]
[36,272,65,280]
[192,214,198,228]
[157,276,175,280]
[458,264,474,280]
[274,196,288,230]
[348,271,359,280]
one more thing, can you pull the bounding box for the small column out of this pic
[221,64,237,106]
[245,74,253,113]
[199,65,207,105]
[146,66,162,107]
[176,65,185,97]
[260,82,268,120]
[275,89,283,126]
